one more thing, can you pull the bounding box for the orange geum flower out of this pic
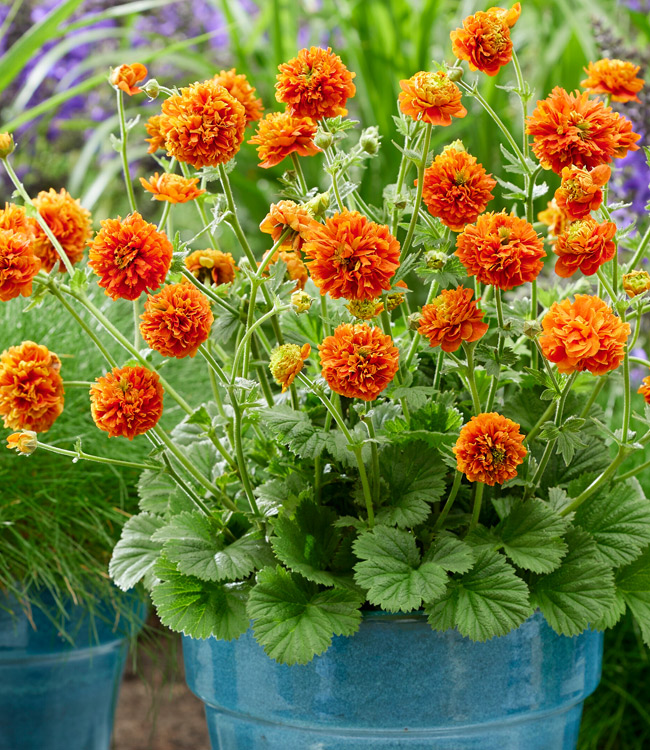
[539,295,629,375]
[319,323,399,401]
[30,188,92,273]
[248,111,320,169]
[0,229,40,301]
[420,144,496,231]
[581,58,644,103]
[553,218,616,278]
[304,210,400,301]
[0,341,64,433]
[455,211,545,290]
[109,63,148,96]
[622,269,650,298]
[90,365,163,440]
[275,47,356,120]
[450,3,521,77]
[398,70,467,125]
[269,343,310,392]
[88,212,173,301]
[159,80,246,168]
[214,68,263,125]
[418,286,489,353]
[0,202,32,236]
[145,114,166,154]
[554,165,611,220]
[261,248,308,292]
[6,430,38,455]
[453,412,526,486]
[185,248,237,287]
[140,283,213,359]
[139,172,206,204]
[260,200,319,253]
[639,375,650,404]
[538,199,570,244]
[526,87,640,174]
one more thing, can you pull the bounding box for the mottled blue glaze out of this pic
[183,611,604,750]
[0,590,146,750]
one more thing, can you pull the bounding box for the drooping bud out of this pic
[314,130,334,150]
[622,269,650,298]
[269,343,311,392]
[142,78,161,99]
[6,431,38,456]
[523,319,542,339]
[291,290,313,313]
[305,191,330,219]
[407,312,423,331]
[447,67,463,82]
[0,132,15,159]
[359,126,381,155]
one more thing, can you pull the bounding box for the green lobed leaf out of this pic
[153,511,273,582]
[247,567,362,665]
[259,406,330,459]
[137,470,177,514]
[272,500,345,586]
[530,528,616,637]
[494,499,569,573]
[109,513,165,591]
[353,526,448,612]
[426,549,531,641]
[615,547,650,645]
[423,532,475,574]
[152,557,249,640]
[574,481,650,567]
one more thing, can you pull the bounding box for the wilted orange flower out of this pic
[214,68,263,125]
[553,218,616,278]
[319,323,399,401]
[539,295,629,375]
[639,376,650,404]
[385,279,409,313]
[269,343,310,392]
[109,63,148,96]
[420,144,496,230]
[90,365,163,440]
[140,283,213,359]
[304,210,400,300]
[455,211,545,290]
[248,111,320,169]
[0,341,64,432]
[139,172,205,204]
[538,199,570,243]
[526,87,640,173]
[0,229,40,301]
[418,286,489,352]
[184,249,236,286]
[623,269,650,298]
[453,412,526,486]
[346,298,383,320]
[399,71,467,125]
[0,202,32,236]
[450,3,521,77]
[262,249,308,291]
[6,430,38,455]
[275,47,356,120]
[88,212,173,301]
[30,188,92,272]
[581,58,644,103]
[260,200,319,253]
[554,165,611,220]
[159,80,246,168]
[145,114,166,154]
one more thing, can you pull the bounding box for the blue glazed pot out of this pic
[183,610,604,750]
[0,590,146,750]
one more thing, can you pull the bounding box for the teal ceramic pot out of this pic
[0,589,146,750]
[183,610,604,750]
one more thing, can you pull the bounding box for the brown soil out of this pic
[112,617,211,750]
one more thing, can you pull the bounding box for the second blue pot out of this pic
[183,610,604,750]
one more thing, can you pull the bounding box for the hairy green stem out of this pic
[400,122,432,261]
[35,440,160,471]
[469,482,485,532]
[434,470,463,532]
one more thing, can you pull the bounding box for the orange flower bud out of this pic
[6,430,38,455]
[623,270,650,298]
[269,343,310,392]
[109,63,148,96]
[0,132,15,159]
